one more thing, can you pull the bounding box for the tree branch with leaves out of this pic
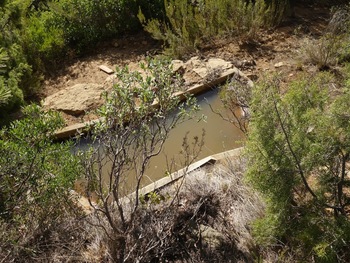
[80,58,203,262]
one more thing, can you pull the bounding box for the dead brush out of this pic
[81,154,265,262]
[302,6,350,70]
[0,205,88,263]
[181,156,265,256]
[302,35,343,70]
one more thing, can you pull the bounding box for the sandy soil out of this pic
[41,31,160,97]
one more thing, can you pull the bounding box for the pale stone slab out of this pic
[43,83,105,116]
[99,65,114,74]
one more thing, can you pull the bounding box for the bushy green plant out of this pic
[20,0,164,57]
[303,35,343,69]
[52,0,139,52]
[246,71,350,261]
[0,104,83,261]
[0,0,40,119]
[0,44,33,122]
[139,0,286,58]
[22,10,65,66]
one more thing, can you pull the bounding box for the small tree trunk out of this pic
[110,236,127,263]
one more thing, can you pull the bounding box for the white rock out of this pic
[274,62,285,68]
[171,60,185,73]
[207,58,232,70]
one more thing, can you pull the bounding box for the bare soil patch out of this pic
[41,31,160,97]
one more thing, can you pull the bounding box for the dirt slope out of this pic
[41,5,330,125]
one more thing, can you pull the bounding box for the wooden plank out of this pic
[134,156,217,197]
[99,65,114,74]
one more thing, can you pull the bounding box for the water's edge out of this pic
[55,67,252,139]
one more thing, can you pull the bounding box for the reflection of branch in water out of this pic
[204,76,252,135]
[207,99,248,135]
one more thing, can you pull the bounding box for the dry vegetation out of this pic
[81,156,265,262]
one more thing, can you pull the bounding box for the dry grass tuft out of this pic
[301,7,350,70]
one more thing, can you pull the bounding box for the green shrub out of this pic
[139,0,287,58]
[302,34,344,69]
[246,70,350,261]
[22,10,66,67]
[0,0,40,119]
[0,104,83,261]
[53,0,140,53]
[20,0,166,59]
[0,45,31,116]
[22,0,166,57]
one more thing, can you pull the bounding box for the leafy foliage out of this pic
[53,0,136,52]
[22,9,66,67]
[246,71,350,261]
[23,0,165,56]
[0,104,82,261]
[0,1,33,116]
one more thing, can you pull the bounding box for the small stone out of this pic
[171,60,185,73]
[274,62,285,68]
[186,56,202,68]
[241,59,256,67]
[207,58,232,70]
